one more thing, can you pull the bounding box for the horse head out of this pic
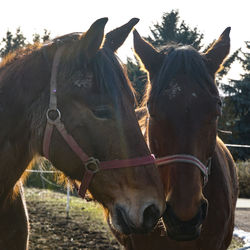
[42,18,166,234]
[0,18,166,235]
[133,27,230,240]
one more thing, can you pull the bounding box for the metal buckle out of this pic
[46,108,61,124]
[206,157,212,175]
[85,157,100,173]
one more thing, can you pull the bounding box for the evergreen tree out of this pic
[221,42,250,160]
[128,10,238,104]
[127,57,147,104]
[0,28,51,58]
[0,28,26,57]
[32,29,51,43]
[146,10,204,50]
[128,10,205,103]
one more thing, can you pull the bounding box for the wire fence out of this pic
[225,144,250,148]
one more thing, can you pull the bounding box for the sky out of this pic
[0,0,249,79]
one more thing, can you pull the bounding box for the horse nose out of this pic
[114,203,160,234]
[142,204,160,231]
[115,205,132,235]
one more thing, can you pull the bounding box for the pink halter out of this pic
[156,154,211,185]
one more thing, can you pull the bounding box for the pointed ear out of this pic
[79,17,108,59]
[133,29,163,75]
[104,18,139,52]
[205,27,231,74]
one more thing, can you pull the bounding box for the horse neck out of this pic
[0,52,50,197]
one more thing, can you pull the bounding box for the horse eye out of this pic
[93,106,113,119]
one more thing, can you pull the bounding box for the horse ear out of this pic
[205,27,231,74]
[133,29,163,75]
[104,18,139,52]
[79,17,108,59]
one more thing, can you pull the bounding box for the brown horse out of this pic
[0,18,166,249]
[110,28,238,250]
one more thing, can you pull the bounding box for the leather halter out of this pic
[42,46,156,199]
[144,115,211,186]
[156,154,211,186]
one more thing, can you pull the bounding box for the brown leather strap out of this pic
[43,46,65,159]
[43,122,53,159]
[155,154,210,186]
[54,121,89,162]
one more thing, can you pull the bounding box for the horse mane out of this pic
[0,43,43,70]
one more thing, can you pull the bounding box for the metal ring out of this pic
[46,108,61,124]
[85,157,100,173]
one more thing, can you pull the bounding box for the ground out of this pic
[25,188,120,250]
[24,188,248,250]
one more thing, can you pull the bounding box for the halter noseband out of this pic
[156,154,211,186]
[42,46,156,199]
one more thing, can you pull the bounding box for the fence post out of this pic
[66,178,70,218]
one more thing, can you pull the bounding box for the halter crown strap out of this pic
[43,46,64,159]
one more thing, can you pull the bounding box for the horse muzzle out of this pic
[163,201,208,241]
[111,203,161,235]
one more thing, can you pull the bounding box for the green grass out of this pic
[25,188,109,233]
[25,188,120,249]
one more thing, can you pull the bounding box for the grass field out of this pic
[24,188,244,250]
[25,188,119,249]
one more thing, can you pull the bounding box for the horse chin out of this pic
[166,226,201,241]
[107,213,153,236]
[162,209,202,242]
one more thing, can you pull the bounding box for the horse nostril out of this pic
[143,204,160,231]
[201,200,208,220]
[115,205,131,235]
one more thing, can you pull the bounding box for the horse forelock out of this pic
[92,47,136,104]
[148,45,218,102]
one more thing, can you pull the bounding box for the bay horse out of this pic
[0,18,166,250]
[110,28,238,250]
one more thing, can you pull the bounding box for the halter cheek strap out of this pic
[42,46,156,199]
